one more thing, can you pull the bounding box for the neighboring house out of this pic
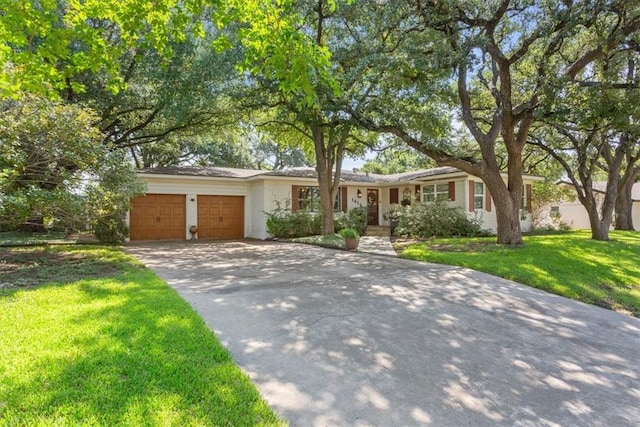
[548,181,640,230]
[128,166,543,241]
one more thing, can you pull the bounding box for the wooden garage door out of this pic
[198,195,244,239]
[130,194,186,241]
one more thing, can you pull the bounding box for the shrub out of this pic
[392,201,484,238]
[335,206,367,236]
[265,200,322,238]
[93,212,129,245]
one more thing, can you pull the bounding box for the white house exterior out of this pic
[128,166,543,241]
[549,181,640,231]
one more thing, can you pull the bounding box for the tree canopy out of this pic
[0,96,144,239]
[350,0,640,243]
[3,0,640,242]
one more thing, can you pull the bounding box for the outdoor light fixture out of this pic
[357,189,362,198]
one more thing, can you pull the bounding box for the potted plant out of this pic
[339,228,360,251]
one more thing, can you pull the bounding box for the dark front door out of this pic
[367,189,379,226]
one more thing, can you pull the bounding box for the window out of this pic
[422,183,449,202]
[550,206,560,218]
[334,189,342,211]
[474,182,484,210]
[295,186,341,212]
[520,185,526,209]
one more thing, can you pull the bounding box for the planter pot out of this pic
[344,237,359,251]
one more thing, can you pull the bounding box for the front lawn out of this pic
[0,246,283,426]
[0,231,72,246]
[399,230,640,317]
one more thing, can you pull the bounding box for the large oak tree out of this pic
[353,0,640,244]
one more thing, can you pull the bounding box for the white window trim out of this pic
[474,182,484,210]
[421,183,449,203]
[296,186,342,212]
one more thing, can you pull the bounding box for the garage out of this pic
[197,195,244,239]
[129,194,186,241]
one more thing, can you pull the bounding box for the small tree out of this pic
[0,96,145,241]
[530,182,575,231]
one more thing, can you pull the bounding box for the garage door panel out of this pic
[130,194,185,241]
[198,195,244,239]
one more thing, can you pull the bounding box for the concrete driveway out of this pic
[126,240,640,426]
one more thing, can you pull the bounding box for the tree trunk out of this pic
[312,124,341,235]
[614,188,634,230]
[484,173,523,245]
[614,169,638,230]
[587,208,610,240]
[591,223,610,240]
[579,189,612,241]
[315,158,336,235]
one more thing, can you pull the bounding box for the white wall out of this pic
[557,202,591,229]
[134,174,543,240]
[258,179,304,239]
[345,186,368,211]
[541,199,640,231]
[248,181,266,239]
[249,179,315,239]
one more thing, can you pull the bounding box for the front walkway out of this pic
[126,240,640,427]
[357,236,396,257]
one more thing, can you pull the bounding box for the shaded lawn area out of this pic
[0,231,73,246]
[399,230,640,317]
[0,245,284,426]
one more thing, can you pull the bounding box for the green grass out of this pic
[0,231,73,246]
[0,245,284,426]
[399,230,640,317]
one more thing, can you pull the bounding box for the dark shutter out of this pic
[390,188,399,204]
[415,185,421,201]
[468,180,475,212]
[526,184,532,212]
[448,181,455,201]
[341,187,348,212]
[291,185,299,211]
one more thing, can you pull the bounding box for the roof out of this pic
[264,167,379,183]
[139,165,541,184]
[138,166,266,179]
[138,165,466,183]
[376,167,464,182]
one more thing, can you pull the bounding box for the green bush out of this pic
[335,206,367,236]
[392,201,484,238]
[266,202,367,239]
[265,205,322,238]
[93,212,129,245]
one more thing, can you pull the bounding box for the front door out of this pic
[367,189,379,226]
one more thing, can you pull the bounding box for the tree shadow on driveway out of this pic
[127,240,640,426]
